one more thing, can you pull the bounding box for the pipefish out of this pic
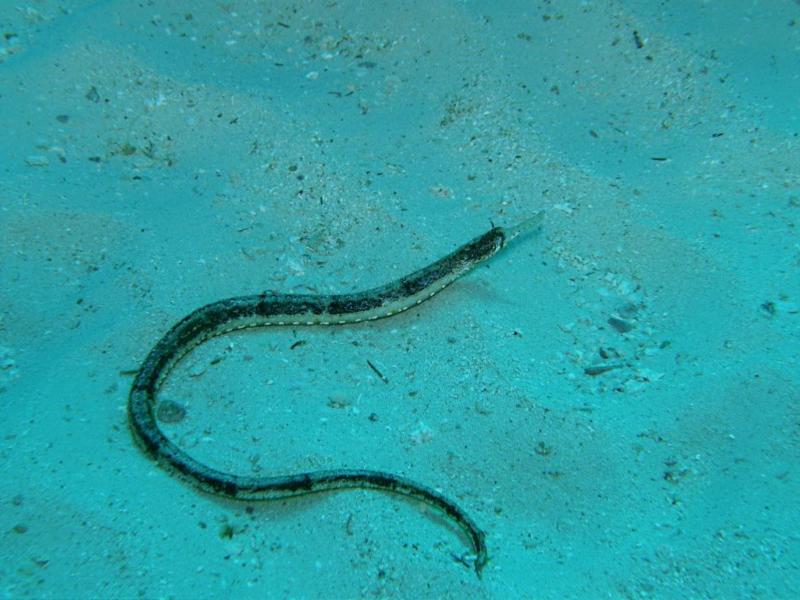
[128,211,544,576]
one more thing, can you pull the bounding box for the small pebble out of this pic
[85,86,100,102]
[25,155,49,167]
[608,316,635,333]
[188,362,207,377]
[584,363,622,376]
[156,400,187,424]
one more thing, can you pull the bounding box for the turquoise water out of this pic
[1,1,798,598]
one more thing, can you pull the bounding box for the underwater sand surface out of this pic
[1,1,798,598]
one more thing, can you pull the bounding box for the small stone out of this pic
[85,86,100,102]
[584,363,622,376]
[156,400,187,424]
[608,316,635,333]
[327,393,350,409]
[188,362,207,377]
[25,155,49,167]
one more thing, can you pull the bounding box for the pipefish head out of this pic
[449,211,545,275]
[459,226,508,268]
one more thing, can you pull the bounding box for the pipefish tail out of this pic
[128,211,544,577]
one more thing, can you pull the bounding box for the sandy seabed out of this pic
[1,1,798,598]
